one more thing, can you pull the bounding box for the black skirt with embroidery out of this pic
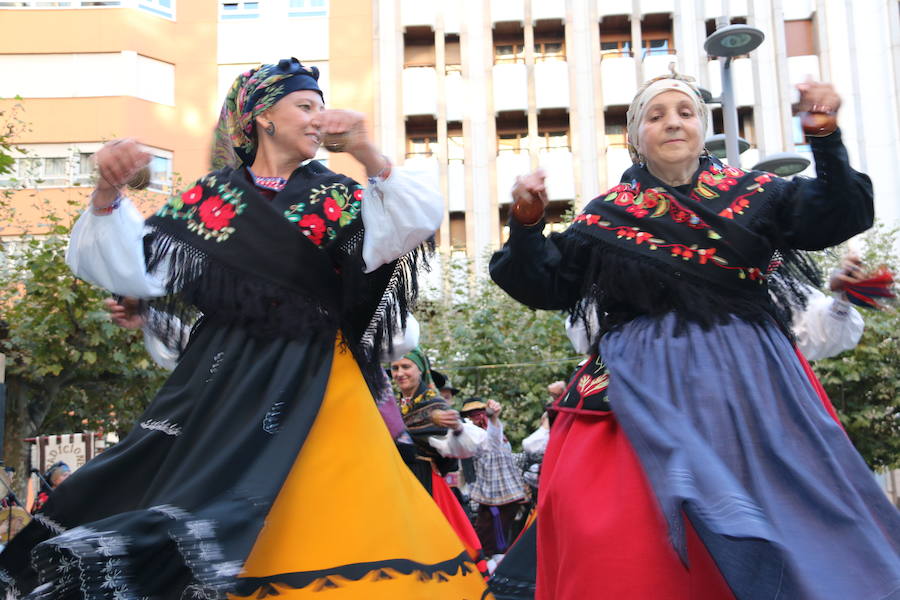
[0,320,335,598]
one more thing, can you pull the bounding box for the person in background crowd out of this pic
[31,462,71,514]
[391,346,490,578]
[462,398,530,566]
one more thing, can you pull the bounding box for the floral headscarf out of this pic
[212,57,323,170]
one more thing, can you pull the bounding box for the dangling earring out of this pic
[264,122,275,136]
[637,153,645,168]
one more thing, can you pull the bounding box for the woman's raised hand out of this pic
[93,139,151,209]
[796,79,841,136]
[318,110,388,178]
[511,169,549,226]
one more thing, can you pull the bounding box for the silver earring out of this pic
[264,122,275,136]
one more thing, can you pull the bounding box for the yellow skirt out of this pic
[231,340,489,599]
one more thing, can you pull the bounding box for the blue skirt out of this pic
[601,314,900,600]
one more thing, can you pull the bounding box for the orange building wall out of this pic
[1,4,219,233]
[327,0,376,184]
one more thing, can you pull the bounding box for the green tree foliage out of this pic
[416,258,579,446]
[810,223,900,470]
[0,105,167,490]
[0,209,167,489]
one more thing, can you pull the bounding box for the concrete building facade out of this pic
[1,0,898,262]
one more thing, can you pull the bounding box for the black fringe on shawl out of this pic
[142,226,433,396]
[143,228,340,356]
[346,239,435,394]
[563,228,821,348]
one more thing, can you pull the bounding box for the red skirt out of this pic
[537,410,735,600]
[430,469,490,579]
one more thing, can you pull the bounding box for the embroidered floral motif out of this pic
[33,513,67,535]
[717,173,772,220]
[576,373,609,396]
[692,163,747,199]
[298,213,326,245]
[263,401,285,434]
[157,174,248,243]
[198,196,236,231]
[283,182,363,246]
[140,419,182,437]
[604,181,708,229]
[573,214,765,284]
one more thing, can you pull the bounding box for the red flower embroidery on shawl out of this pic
[181,184,204,205]
[323,197,342,222]
[198,196,236,231]
[298,213,326,244]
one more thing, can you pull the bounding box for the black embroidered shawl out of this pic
[143,160,427,383]
[565,157,822,336]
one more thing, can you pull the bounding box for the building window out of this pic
[147,155,172,192]
[448,135,465,161]
[288,0,326,18]
[604,112,627,148]
[641,37,672,57]
[600,40,632,58]
[445,35,461,74]
[404,27,436,68]
[220,0,260,19]
[497,133,524,153]
[406,137,434,158]
[494,43,526,64]
[137,0,174,19]
[535,40,565,62]
[10,157,68,187]
[785,19,815,56]
[540,130,569,151]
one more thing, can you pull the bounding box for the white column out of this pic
[568,0,602,207]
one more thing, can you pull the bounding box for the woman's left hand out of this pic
[796,79,842,115]
[318,110,387,177]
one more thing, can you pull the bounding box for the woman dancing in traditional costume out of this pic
[489,71,900,599]
[0,58,488,599]
[391,347,489,577]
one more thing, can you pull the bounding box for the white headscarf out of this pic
[625,72,708,164]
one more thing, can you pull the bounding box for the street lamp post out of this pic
[703,20,765,168]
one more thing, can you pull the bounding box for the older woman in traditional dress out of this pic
[489,71,900,599]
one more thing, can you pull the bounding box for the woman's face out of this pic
[50,468,69,488]
[391,358,422,395]
[258,90,325,161]
[636,90,703,171]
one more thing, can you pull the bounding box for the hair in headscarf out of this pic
[401,346,434,391]
[212,57,323,170]
[625,65,708,164]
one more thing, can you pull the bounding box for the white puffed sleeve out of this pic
[361,165,444,273]
[382,313,420,362]
[65,197,166,298]
[792,286,865,361]
[427,420,488,459]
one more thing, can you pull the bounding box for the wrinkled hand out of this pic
[93,139,150,208]
[104,297,145,330]
[431,409,462,430]
[796,79,842,115]
[511,169,549,225]
[829,252,865,292]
